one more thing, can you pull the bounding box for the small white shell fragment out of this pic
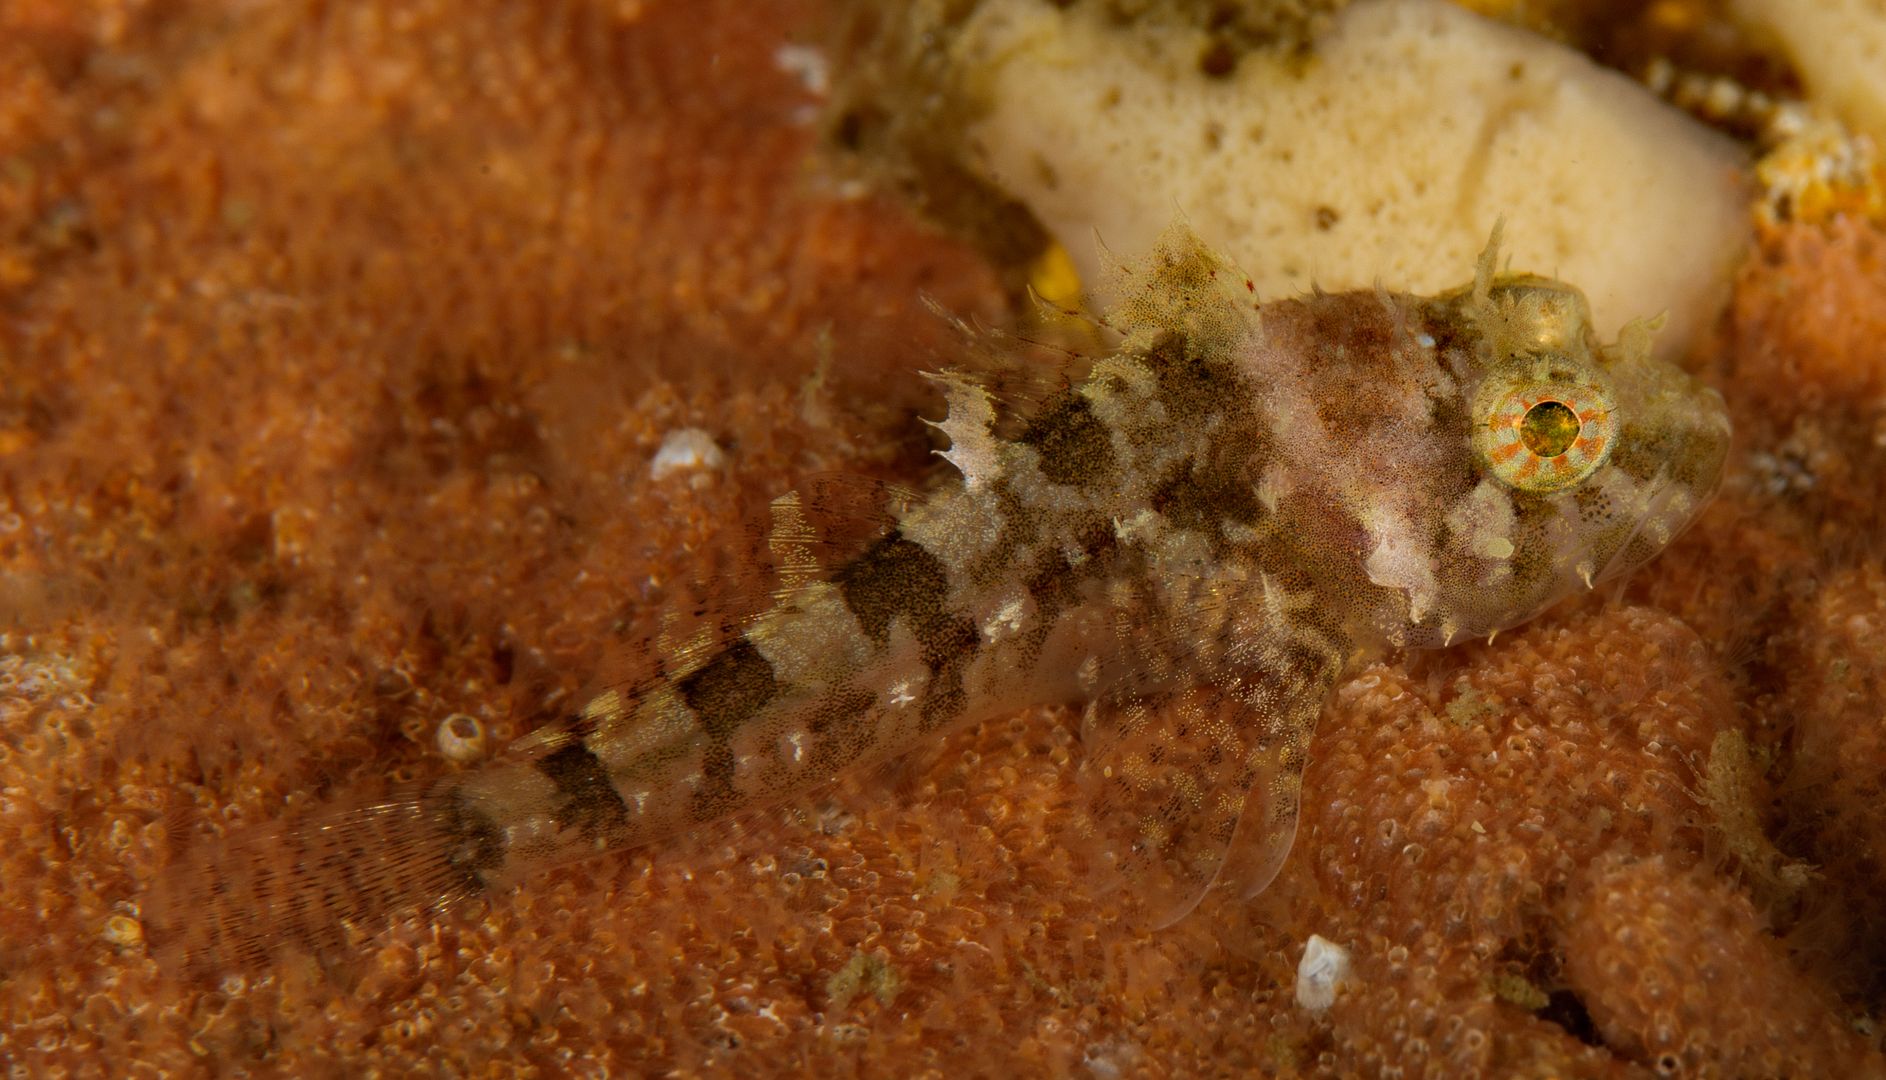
[1295,934,1355,1012]
[436,713,487,763]
[649,427,725,480]
[102,914,143,947]
[774,43,830,96]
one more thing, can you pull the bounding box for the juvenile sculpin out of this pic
[147,228,1730,971]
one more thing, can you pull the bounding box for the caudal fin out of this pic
[142,782,498,978]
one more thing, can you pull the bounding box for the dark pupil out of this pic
[1519,400,1580,457]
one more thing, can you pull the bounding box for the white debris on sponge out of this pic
[1296,934,1355,1012]
[955,0,1749,359]
[775,43,831,96]
[650,427,726,481]
[1732,0,1886,141]
[436,713,487,763]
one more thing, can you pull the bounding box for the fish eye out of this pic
[1472,360,1615,493]
[1518,400,1579,457]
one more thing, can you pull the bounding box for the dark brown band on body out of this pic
[536,740,631,837]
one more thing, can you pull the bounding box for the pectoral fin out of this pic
[1074,663,1333,928]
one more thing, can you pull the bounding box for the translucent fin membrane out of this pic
[143,782,493,977]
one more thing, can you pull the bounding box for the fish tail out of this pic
[142,780,500,978]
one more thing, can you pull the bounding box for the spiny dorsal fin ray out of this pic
[1101,223,1264,352]
[922,293,1101,437]
[579,471,925,700]
[761,473,920,600]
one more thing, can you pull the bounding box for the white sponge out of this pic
[1732,0,1886,141]
[956,0,1750,356]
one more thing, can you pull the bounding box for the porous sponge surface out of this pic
[3,1,1886,1077]
[1732,0,1886,141]
[960,0,1749,357]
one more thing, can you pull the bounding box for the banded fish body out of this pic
[146,228,1730,973]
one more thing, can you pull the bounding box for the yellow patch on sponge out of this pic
[953,0,1750,357]
[1027,239,1085,307]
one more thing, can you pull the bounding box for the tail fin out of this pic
[142,781,499,978]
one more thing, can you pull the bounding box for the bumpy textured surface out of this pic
[1561,854,1866,1077]
[2,1,1884,1077]
[919,0,1751,356]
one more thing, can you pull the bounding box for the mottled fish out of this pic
[145,227,1730,973]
